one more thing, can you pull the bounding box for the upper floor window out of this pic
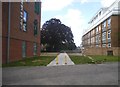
[35,2,40,15]
[34,19,38,36]
[108,30,111,39]
[108,18,111,29]
[96,27,99,34]
[103,21,106,28]
[96,35,99,44]
[102,32,106,43]
[23,10,28,31]
[102,21,106,32]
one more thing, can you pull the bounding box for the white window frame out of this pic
[102,44,106,47]
[108,30,111,39]
[108,18,111,29]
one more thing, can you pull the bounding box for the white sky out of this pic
[41,0,117,46]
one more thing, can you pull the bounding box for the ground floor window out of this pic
[107,50,113,56]
[22,41,26,58]
[33,43,37,55]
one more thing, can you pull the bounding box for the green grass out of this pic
[70,56,93,64]
[89,55,119,63]
[2,56,55,67]
[70,55,119,65]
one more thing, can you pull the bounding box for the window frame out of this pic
[34,2,40,15]
[108,43,111,48]
[108,17,111,29]
[22,41,26,58]
[34,19,38,36]
[23,10,28,32]
[33,43,37,56]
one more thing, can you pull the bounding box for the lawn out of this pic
[89,55,119,63]
[2,56,56,67]
[70,55,93,64]
[70,55,119,65]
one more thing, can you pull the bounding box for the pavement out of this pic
[47,53,75,66]
[2,62,118,85]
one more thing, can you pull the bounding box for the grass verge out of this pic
[2,56,55,67]
[70,55,93,64]
[70,55,119,65]
[89,55,119,63]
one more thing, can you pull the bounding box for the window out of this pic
[35,2,40,14]
[20,1,23,30]
[96,27,99,34]
[108,43,111,48]
[108,30,111,39]
[23,10,28,31]
[34,19,38,36]
[102,44,106,47]
[102,32,106,43]
[102,21,106,32]
[96,44,99,47]
[108,30,111,43]
[108,18,111,29]
[102,32,106,40]
[33,43,37,55]
[99,11,101,16]
[22,41,26,58]
[88,38,90,45]
[96,35,99,44]
[103,21,106,28]
[107,50,113,56]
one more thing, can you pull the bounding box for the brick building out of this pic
[82,0,120,56]
[2,1,41,64]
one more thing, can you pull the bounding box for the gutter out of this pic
[7,2,11,63]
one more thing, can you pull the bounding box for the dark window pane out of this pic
[34,19,38,36]
[35,2,40,14]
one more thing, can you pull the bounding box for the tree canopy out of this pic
[41,18,76,52]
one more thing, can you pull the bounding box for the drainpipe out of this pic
[7,2,11,63]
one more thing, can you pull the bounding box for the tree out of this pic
[41,18,76,52]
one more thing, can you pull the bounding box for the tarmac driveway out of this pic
[2,62,118,85]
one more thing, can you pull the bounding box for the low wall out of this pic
[83,47,120,56]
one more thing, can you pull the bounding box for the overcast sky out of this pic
[41,0,116,46]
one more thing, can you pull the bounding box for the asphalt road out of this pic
[2,63,118,85]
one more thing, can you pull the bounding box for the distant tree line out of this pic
[41,18,76,52]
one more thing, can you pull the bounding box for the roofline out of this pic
[83,0,120,36]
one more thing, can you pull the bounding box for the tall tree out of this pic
[41,18,76,52]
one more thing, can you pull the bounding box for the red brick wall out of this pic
[2,2,9,64]
[2,2,41,64]
[10,38,22,62]
[10,2,40,43]
[9,39,41,62]
[83,47,120,56]
[111,15,119,47]
[2,37,7,64]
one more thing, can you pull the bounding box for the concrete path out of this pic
[47,53,74,66]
